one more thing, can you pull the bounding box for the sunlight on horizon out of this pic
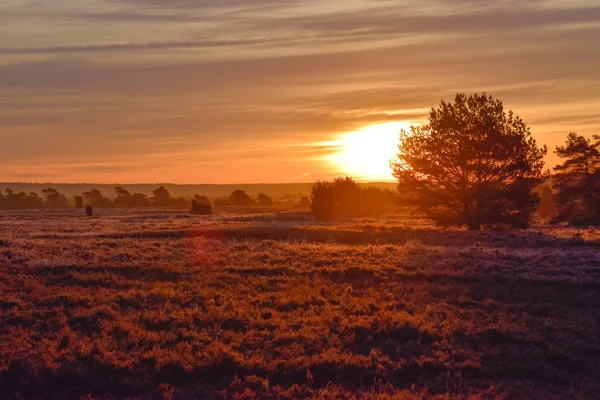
[325,121,413,181]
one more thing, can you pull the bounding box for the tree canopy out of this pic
[229,190,253,206]
[552,132,600,224]
[392,93,547,230]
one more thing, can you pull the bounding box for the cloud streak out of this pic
[0,0,599,183]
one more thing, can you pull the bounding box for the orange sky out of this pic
[1,0,599,183]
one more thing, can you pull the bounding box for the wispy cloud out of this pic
[0,0,599,183]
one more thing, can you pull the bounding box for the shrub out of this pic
[297,196,311,208]
[230,190,254,206]
[256,193,274,207]
[310,178,394,221]
[310,181,335,221]
[191,200,212,215]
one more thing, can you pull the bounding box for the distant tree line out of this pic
[0,188,69,210]
[0,185,310,211]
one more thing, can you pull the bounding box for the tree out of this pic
[229,190,253,206]
[113,186,133,207]
[42,188,69,209]
[552,133,600,224]
[25,192,43,209]
[256,193,274,207]
[152,186,171,206]
[391,93,547,230]
[82,189,111,208]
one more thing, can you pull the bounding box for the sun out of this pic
[325,122,412,181]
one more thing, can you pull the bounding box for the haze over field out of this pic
[1,0,599,183]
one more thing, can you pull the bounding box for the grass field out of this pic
[1,208,599,399]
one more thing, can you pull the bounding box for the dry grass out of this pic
[1,209,599,399]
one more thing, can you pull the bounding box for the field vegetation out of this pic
[1,208,599,399]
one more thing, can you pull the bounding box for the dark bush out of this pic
[310,181,335,222]
[191,200,212,215]
[230,190,254,206]
[296,196,311,208]
[256,193,274,207]
[310,178,394,221]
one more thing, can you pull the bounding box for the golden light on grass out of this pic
[326,121,412,181]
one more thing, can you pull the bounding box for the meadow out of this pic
[1,208,599,399]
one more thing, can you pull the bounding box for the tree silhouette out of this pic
[229,190,253,206]
[42,188,69,209]
[256,193,274,207]
[552,133,600,224]
[113,187,133,207]
[82,189,111,208]
[152,186,171,206]
[392,93,547,230]
[0,190,44,210]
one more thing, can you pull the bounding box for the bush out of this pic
[191,200,212,215]
[310,181,335,222]
[230,190,254,206]
[310,178,395,221]
[296,196,311,208]
[256,193,274,207]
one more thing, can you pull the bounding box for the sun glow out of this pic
[326,122,412,181]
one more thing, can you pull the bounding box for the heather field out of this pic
[1,209,600,400]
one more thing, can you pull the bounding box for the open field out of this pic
[1,209,600,399]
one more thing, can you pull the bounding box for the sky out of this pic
[1,0,599,184]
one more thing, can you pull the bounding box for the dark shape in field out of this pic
[229,189,254,206]
[297,196,311,208]
[311,181,335,221]
[257,193,274,207]
[74,196,83,209]
[310,177,395,221]
[152,186,172,207]
[113,186,133,207]
[85,205,93,216]
[190,199,212,215]
[392,92,547,230]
